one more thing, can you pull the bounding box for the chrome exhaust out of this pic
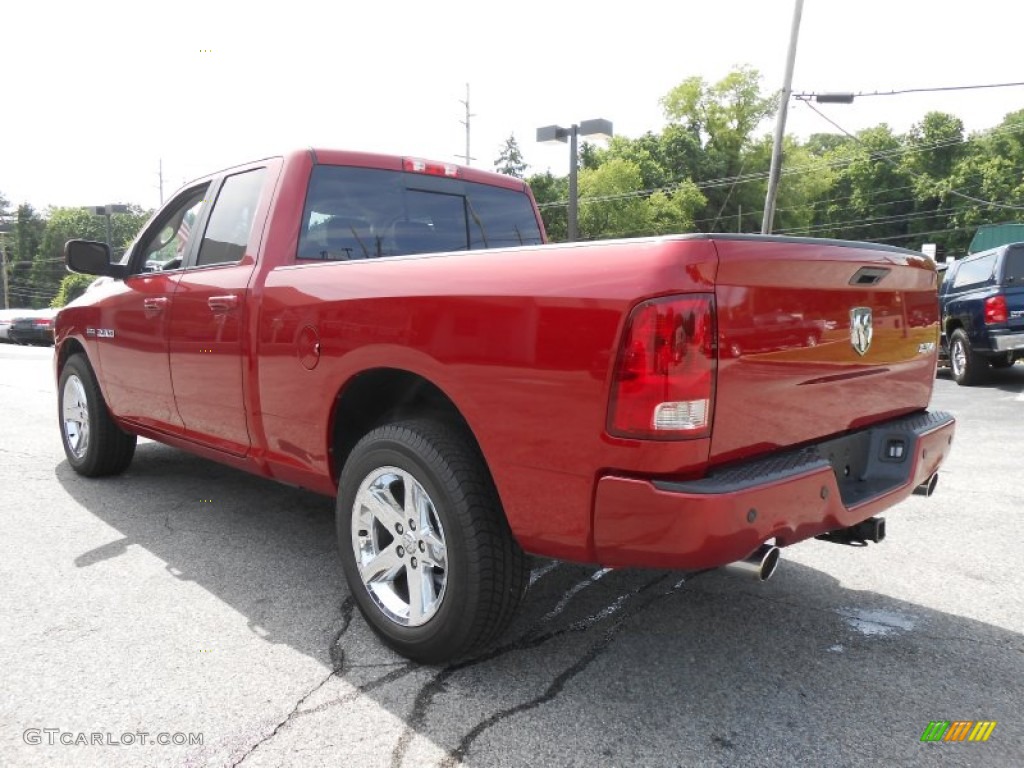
[913,472,939,497]
[727,544,780,582]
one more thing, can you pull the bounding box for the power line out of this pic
[776,207,959,236]
[863,226,967,244]
[802,99,1024,212]
[694,190,922,229]
[796,81,1024,100]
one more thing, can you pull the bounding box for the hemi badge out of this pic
[96,328,115,339]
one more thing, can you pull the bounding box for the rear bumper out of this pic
[593,410,956,570]
[991,331,1024,352]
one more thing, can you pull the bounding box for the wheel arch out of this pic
[56,337,88,375]
[944,316,964,338]
[327,367,486,486]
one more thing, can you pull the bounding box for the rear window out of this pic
[1001,245,1024,284]
[297,166,543,261]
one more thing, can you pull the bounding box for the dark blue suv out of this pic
[940,242,1024,385]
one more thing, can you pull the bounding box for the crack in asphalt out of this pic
[389,573,677,768]
[230,596,356,766]
[437,576,685,767]
[293,662,422,720]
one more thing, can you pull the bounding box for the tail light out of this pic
[33,317,54,329]
[984,295,1008,324]
[608,294,717,439]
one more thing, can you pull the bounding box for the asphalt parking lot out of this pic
[1,342,1021,767]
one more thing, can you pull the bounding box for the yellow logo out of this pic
[921,721,996,742]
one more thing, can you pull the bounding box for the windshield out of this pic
[297,166,543,261]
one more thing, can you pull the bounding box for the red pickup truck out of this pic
[56,149,955,662]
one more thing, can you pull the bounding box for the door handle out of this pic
[143,297,169,312]
[208,294,239,312]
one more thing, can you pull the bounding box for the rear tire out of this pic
[337,418,528,664]
[949,329,988,386]
[58,354,137,476]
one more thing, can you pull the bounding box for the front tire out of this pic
[949,329,988,386]
[58,354,137,476]
[337,419,527,664]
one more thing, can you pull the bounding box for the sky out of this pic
[2,0,1023,212]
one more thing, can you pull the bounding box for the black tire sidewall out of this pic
[337,426,480,659]
[58,354,135,476]
[950,331,972,385]
[58,357,100,474]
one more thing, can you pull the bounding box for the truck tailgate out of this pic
[710,237,940,464]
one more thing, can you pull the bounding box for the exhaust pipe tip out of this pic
[758,545,781,581]
[728,544,781,582]
[913,472,939,497]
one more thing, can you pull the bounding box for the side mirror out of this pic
[64,240,127,278]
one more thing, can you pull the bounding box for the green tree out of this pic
[575,158,706,239]
[646,180,706,235]
[813,125,914,244]
[659,67,777,232]
[494,134,527,179]
[945,110,1024,253]
[5,204,46,307]
[902,112,968,251]
[518,67,1023,251]
[577,158,649,239]
[52,273,99,308]
[526,171,568,242]
[13,204,46,266]
[29,205,149,309]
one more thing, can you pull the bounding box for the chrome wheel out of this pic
[351,466,448,627]
[62,374,90,459]
[951,339,967,379]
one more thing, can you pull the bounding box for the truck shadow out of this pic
[936,364,1024,393]
[55,445,1022,766]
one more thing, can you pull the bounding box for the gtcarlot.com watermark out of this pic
[24,728,203,747]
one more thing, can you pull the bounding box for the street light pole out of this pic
[567,125,580,241]
[537,118,613,242]
[91,204,131,253]
[0,233,10,310]
[761,0,805,234]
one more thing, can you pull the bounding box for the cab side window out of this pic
[195,169,266,267]
[139,187,209,272]
[952,253,996,289]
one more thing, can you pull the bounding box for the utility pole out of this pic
[0,236,9,310]
[458,83,476,166]
[158,158,165,205]
[761,0,805,234]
